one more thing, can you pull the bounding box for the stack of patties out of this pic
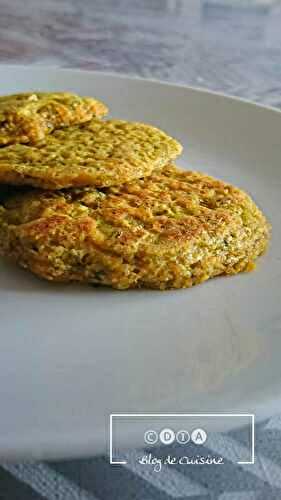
[0,92,270,290]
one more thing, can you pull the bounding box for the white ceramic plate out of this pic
[0,65,280,461]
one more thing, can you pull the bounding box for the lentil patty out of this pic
[0,119,182,189]
[0,163,270,290]
[0,92,108,146]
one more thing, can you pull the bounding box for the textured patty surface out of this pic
[0,164,270,290]
[0,92,108,146]
[0,119,182,189]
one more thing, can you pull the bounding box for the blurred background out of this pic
[0,0,281,106]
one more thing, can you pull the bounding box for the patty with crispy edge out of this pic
[0,92,108,146]
[0,164,270,290]
[0,119,182,189]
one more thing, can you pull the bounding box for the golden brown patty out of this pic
[0,119,182,189]
[0,164,270,290]
[0,92,108,145]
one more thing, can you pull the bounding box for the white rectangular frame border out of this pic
[109,413,255,465]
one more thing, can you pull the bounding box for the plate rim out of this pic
[1,63,281,117]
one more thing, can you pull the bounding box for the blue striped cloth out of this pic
[1,417,281,499]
